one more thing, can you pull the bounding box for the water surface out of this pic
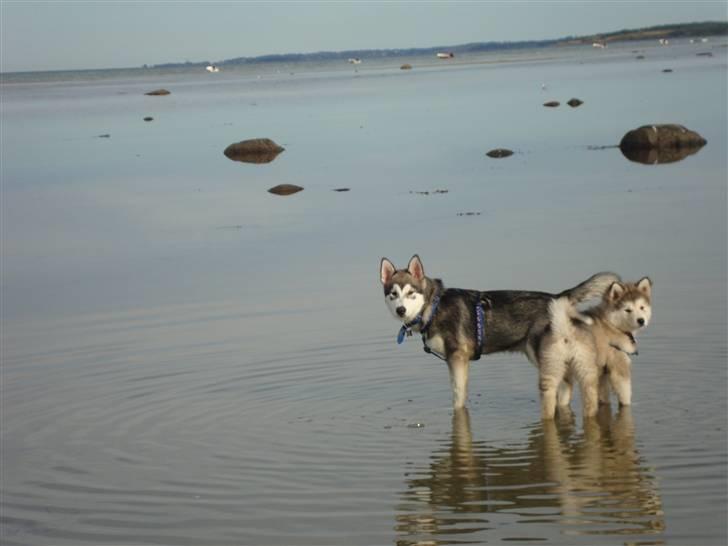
[2,39,726,545]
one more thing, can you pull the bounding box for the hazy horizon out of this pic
[2,1,726,73]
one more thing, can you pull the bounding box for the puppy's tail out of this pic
[559,272,621,304]
[549,297,591,341]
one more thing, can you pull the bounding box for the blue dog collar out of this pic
[396,294,440,345]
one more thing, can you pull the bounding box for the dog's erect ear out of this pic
[636,277,652,298]
[407,254,425,281]
[608,281,625,302]
[380,258,396,285]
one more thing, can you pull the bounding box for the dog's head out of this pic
[604,277,652,333]
[380,255,428,323]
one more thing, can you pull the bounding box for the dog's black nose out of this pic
[396,306,406,317]
[637,318,645,326]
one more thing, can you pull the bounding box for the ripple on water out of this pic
[1,296,724,544]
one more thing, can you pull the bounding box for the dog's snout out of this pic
[396,306,406,317]
[637,317,645,326]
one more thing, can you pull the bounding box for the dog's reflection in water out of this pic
[395,407,664,545]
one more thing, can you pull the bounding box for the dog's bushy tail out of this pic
[559,272,620,304]
[549,297,591,340]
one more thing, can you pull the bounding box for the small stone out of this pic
[144,89,170,96]
[143,116,154,122]
[268,184,303,196]
[543,101,560,107]
[566,98,583,107]
[486,148,514,158]
[332,188,350,192]
[400,64,413,70]
[407,423,425,428]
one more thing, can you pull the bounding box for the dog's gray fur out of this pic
[380,255,621,408]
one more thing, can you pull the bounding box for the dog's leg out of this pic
[557,379,573,407]
[539,360,563,419]
[447,352,470,409]
[577,363,600,419]
[598,372,611,405]
[607,354,632,406]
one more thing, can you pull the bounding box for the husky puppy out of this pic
[530,277,652,418]
[527,297,638,419]
[587,278,652,406]
[379,255,620,409]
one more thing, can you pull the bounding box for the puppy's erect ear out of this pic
[636,277,652,298]
[380,258,395,285]
[407,254,425,281]
[608,281,625,303]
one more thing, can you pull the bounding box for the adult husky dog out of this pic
[379,255,620,409]
[530,278,652,418]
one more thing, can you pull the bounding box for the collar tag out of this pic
[397,325,410,344]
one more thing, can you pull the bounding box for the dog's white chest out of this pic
[425,334,446,357]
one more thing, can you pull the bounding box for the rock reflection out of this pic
[395,407,664,545]
[620,145,704,164]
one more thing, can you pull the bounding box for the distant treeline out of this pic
[153,21,727,68]
[563,20,728,44]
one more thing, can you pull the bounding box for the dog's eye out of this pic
[640,306,645,311]
[625,308,632,313]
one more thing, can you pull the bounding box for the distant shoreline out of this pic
[152,21,726,69]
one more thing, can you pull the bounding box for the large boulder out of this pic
[224,138,285,164]
[619,124,706,164]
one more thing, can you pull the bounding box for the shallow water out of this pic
[2,40,727,545]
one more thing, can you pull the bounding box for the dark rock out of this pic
[662,69,673,73]
[619,124,707,164]
[696,52,713,57]
[636,55,645,60]
[486,148,514,158]
[145,89,170,96]
[268,184,303,196]
[143,116,154,122]
[400,64,413,70]
[97,134,111,138]
[410,189,448,196]
[224,138,285,164]
[543,101,560,108]
[332,188,350,192]
[567,98,584,107]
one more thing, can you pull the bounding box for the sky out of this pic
[1,1,727,73]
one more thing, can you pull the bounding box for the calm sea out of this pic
[2,39,726,545]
